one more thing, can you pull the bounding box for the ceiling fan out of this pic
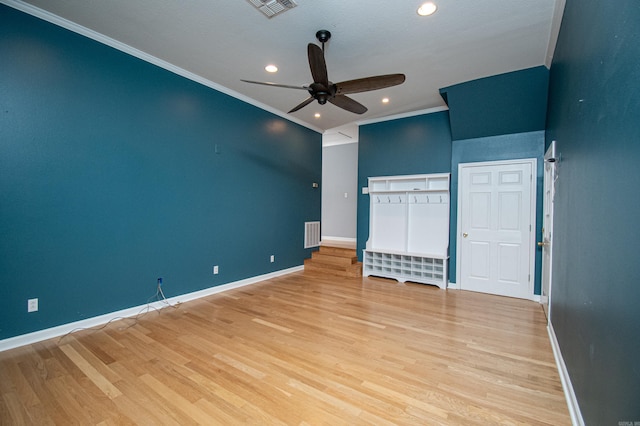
[241,30,406,115]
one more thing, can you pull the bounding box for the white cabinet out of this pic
[363,174,450,289]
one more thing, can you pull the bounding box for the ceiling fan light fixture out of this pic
[317,93,329,105]
[265,64,278,73]
[417,2,437,16]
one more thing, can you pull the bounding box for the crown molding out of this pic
[356,105,449,127]
[1,0,323,134]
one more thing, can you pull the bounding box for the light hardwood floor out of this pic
[0,272,571,425]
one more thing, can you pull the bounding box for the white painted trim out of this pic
[0,0,322,134]
[320,237,356,249]
[456,158,538,299]
[356,105,449,126]
[321,236,356,244]
[548,323,585,426]
[541,140,557,322]
[545,0,567,68]
[2,0,449,136]
[0,266,303,353]
[446,281,458,290]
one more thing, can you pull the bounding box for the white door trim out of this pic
[541,141,557,320]
[456,158,538,300]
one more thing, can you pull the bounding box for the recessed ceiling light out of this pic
[265,64,278,73]
[417,2,437,16]
[314,113,321,118]
[382,97,390,104]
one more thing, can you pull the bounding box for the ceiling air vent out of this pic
[247,0,297,18]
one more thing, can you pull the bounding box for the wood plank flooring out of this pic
[0,272,571,425]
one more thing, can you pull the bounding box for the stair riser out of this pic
[318,247,357,257]
[311,253,358,266]
[304,263,362,278]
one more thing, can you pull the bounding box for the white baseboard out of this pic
[320,236,356,249]
[0,266,303,353]
[548,323,585,426]
[446,281,458,289]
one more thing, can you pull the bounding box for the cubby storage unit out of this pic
[363,174,450,289]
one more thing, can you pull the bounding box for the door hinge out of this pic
[528,274,531,282]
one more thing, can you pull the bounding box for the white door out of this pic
[540,142,556,320]
[458,160,536,299]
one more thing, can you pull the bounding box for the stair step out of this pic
[304,259,363,278]
[304,245,363,277]
[311,252,358,266]
[318,246,357,257]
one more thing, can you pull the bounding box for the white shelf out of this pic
[364,173,450,289]
[368,173,450,193]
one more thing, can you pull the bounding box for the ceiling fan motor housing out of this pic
[309,82,336,104]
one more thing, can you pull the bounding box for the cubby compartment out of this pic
[362,250,448,288]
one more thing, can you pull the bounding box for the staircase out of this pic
[304,245,363,277]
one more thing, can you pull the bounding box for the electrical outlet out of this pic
[27,298,38,313]
[213,265,219,274]
[270,255,275,263]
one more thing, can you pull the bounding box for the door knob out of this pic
[462,233,468,238]
[537,241,547,247]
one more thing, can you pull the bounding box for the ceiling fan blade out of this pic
[335,74,406,95]
[241,80,310,90]
[328,95,368,114]
[288,96,315,113]
[307,43,329,87]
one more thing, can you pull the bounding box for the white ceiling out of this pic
[5,0,563,133]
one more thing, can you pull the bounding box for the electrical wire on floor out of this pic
[57,281,181,344]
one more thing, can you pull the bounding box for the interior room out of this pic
[1,0,638,424]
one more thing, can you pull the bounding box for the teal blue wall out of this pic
[0,5,321,340]
[357,67,548,289]
[440,66,549,141]
[545,0,640,423]
[357,112,452,260]
[442,68,548,289]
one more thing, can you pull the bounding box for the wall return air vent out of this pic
[247,0,297,18]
